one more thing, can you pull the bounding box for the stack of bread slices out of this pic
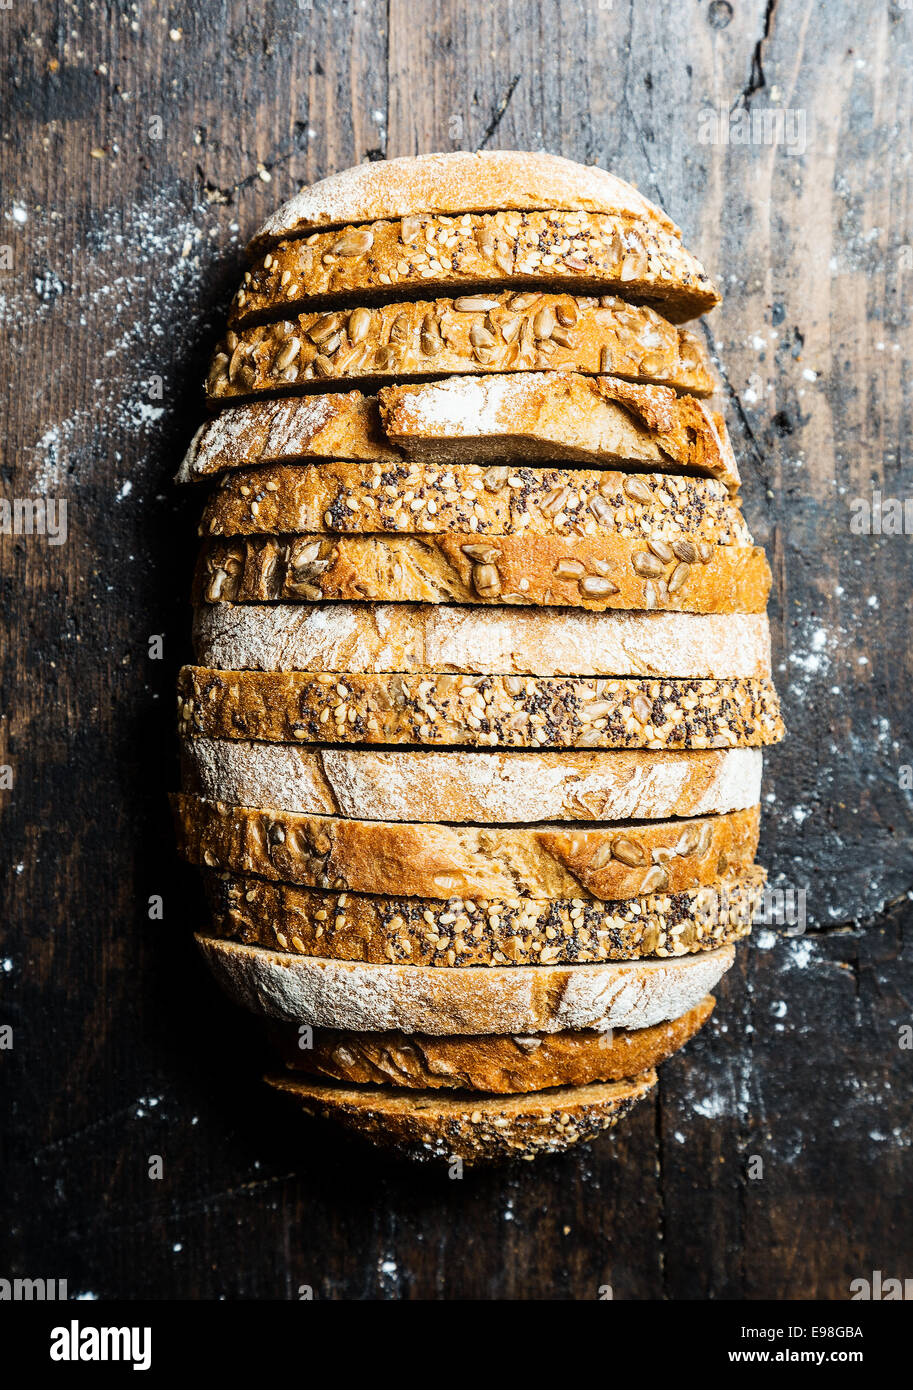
[173,151,783,1165]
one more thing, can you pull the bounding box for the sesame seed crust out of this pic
[233,209,719,328]
[200,461,751,543]
[176,667,784,751]
[206,292,715,402]
[204,869,763,966]
[194,532,771,614]
[172,794,761,902]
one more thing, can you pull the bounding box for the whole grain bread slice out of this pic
[195,532,771,614]
[235,209,719,327]
[203,869,761,965]
[196,934,735,1032]
[263,1070,657,1164]
[177,667,784,750]
[199,460,750,542]
[192,604,772,678]
[270,995,715,1093]
[173,793,760,901]
[182,741,763,822]
[248,151,682,251]
[378,372,739,489]
[206,293,715,402]
[175,391,398,483]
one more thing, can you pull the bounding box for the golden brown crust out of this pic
[177,667,785,751]
[377,373,740,489]
[248,151,682,249]
[270,996,715,1092]
[205,293,716,402]
[200,461,750,543]
[204,871,761,965]
[176,391,398,483]
[263,1069,657,1163]
[173,793,761,901]
[194,532,771,615]
[233,210,719,327]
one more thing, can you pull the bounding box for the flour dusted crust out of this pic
[173,794,760,901]
[192,604,773,679]
[194,532,771,615]
[263,1071,657,1163]
[203,869,761,965]
[378,373,739,489]
[270,996,715,1093]
[234,209,719,327]
[205,293,716,401]
[175,391,398,484]
[196,935,735,1033]
[177,667,784,751]
[200,460,750,543]
[182,741,763,822]
[248,151,681,249]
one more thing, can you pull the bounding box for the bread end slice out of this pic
[264,1068,657,1164]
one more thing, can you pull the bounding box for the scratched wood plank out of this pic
[1,0,911,1301]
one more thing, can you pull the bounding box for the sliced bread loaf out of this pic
[177,667,784,750]
[203,869,760,964]
[181,742,763,822]
[270,995,715,1092]
[192,604,772,678]
[173,794,760,900]
[196,935,735,1032]
[263,1070,657,1163]
[206,293,715,402]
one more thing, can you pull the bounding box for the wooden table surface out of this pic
[2,0,911,1300]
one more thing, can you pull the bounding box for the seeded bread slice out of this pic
[206,293,715,402]
[182,742,763,822]
[270,995,715,1093]
[175,391,398,483]
[378,372,739,489]
[196,935,735,1032]
[177,668,784,750]
[263,1071,657,1164]
[234,210,719,328]
[194,532,771,615]
[203,870,761,965]
[173,794,760,901]
[248,151,682,251]
[192,604,772,679]
[199,461,750,543]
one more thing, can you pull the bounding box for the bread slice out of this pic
[203,869,761,965]
[195,934,735,1032]
[195,532,771,614]
[175,391,398,483]
[263,1071,657,1164]
[182,741,763,822]
[248,151,682,251]
[270,995,715,1092]
[192,604,773,679]
[177,667,784,750]
[378,373,739,489]
[199,460,750,543]
[234,209,719,327]
[173,793,760,900]
[206,293,715,402]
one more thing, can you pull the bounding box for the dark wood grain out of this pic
[2,0,911,1300]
